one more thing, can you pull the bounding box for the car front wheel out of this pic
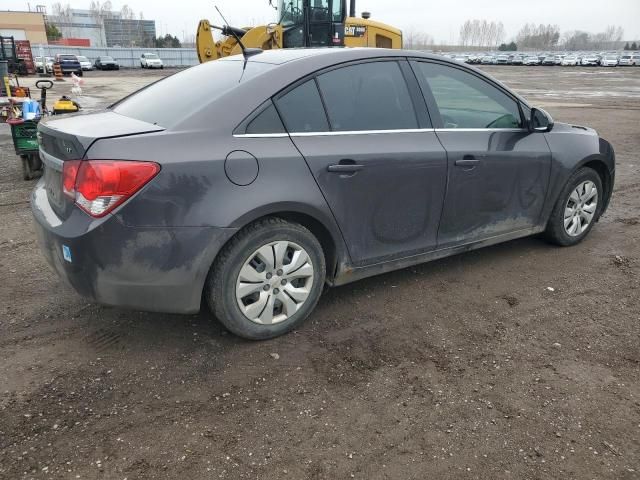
[207,218,326,340]
[545,167,603,246]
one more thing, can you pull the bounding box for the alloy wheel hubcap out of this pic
[236,241,314,325]
[564,180,598,237]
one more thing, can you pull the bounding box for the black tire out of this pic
[544,167,603,246]
[206,218,326,340]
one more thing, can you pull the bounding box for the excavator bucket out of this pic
[196,20,283,63]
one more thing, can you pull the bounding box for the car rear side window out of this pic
[245,102,286,134]
[316,61,418,131]
[413,62,522,129]
[275,80,329,133]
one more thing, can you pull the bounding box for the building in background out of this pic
[0,10,47,44]
[46,9,106,47]
[103,18,156,47]
[46,8,156,47]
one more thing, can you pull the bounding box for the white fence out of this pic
[31,45,199,68]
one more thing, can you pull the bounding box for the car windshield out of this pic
[101,56,114,61]
[77,56,88,62]
[145,54,159,59]
[59,55,76,61]
[113,59,275,128]
[605,56,617,60]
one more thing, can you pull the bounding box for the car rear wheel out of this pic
[207,218,326,340]
[544,167,603,246]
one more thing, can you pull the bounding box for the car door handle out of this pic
[327,162,365,173]
[455,159,480,167]
[455,155,483,168]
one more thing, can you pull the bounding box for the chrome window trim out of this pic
[434,128,529,133]
[234,129,436,138]
[233,133,290,138]
[291,128,435,137]
[233,127,529,138]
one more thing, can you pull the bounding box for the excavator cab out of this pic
[277,0,347,48]
[196,0,402,63]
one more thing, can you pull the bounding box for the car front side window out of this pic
[413,62,522,130]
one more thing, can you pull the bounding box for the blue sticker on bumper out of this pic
[62,245,72,263]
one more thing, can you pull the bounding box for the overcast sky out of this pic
[4,0,640,43]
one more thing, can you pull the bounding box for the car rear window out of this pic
[113,59,274,128]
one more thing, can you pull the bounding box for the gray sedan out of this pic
[32,48,615,339]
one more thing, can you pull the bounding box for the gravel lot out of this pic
[1,65,639,480]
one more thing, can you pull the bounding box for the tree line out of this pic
[406,20,633,51]
[459,20,506,48]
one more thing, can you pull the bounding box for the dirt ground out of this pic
[1,65,639,480]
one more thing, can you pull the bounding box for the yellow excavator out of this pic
[196,0,403,63]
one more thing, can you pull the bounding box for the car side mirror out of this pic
[529,107,554,133]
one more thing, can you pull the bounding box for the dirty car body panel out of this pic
[32,48,615,314]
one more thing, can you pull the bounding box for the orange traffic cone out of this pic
[53,63,64,81]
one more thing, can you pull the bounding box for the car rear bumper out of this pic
[31,179,237,314]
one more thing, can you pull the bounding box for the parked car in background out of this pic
[76,55,93,71]
[524,56,540,66]
[466,54,479,64]
[632,54,640,66]
[140,53,164,69]
[582,55,600,66]
[618,54,636,66]
[34,56,45,73]
[481,55,495,65]
[496,54,510,65]
[554,55,564,65]
[32,48,615,340]
[562,55,579,66]
[601,55,619,67]
[511,55,524,65]
[542,55,556,66]
[94,56,119,70]
[54,54,83,76]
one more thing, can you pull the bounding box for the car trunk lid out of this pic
[39,111,164,219]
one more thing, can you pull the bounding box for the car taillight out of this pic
[62,160,160,217]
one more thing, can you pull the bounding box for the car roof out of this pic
[177,47,530,132]
[219,47,450,66]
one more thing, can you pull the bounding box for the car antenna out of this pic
[214,6,263,59]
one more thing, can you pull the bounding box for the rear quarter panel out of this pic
[85,126,349,269]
